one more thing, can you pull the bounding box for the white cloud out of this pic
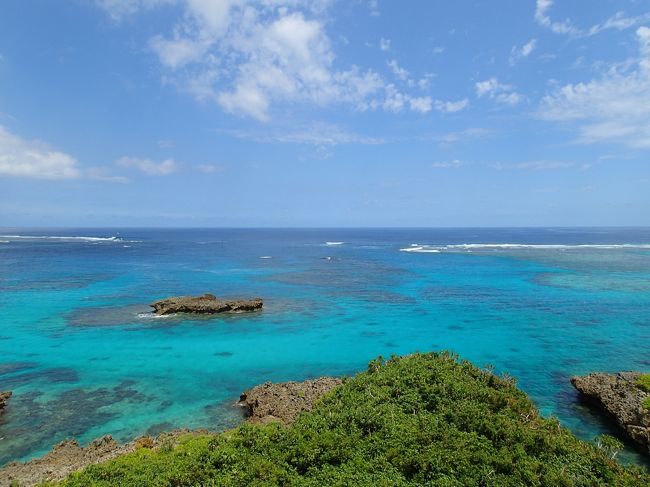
[387,59,409,82]
[509,39,536,65]
[493,160,575,170]
[197,164,223,173]
[221,123,385,146]
[379,37,391,51]
[97,0,175,21]
[434,98,469,113]
[432,46,445,54]
[101,1,429,120]
[539,27,650,149]
[535,0,650,37]
[534,0,580,36]
[475,77,522,105]
[117,156,179,175]
[432,159,461,168]
[0,126,81,179]
[409,96,433,113]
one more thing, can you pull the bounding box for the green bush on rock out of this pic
[57,352,649,486]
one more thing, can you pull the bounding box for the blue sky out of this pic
[1,0,649,227]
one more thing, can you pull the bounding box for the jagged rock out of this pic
[239,377,343,425]
[0,391,10,413]
[150,294,263,316]
[571,372,650,453]
[0,429,207,487]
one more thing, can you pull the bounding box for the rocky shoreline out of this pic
[571,372,650,454]
[0,377,339,486]
[150,294,263,315]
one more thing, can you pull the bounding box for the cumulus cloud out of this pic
[117,156,179,175]
[101,1,431,121]
[475,78,522,105]
[0,126,81,179]
[539,27,650,148]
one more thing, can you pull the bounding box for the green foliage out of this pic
[636,374,650,393]
[642,397,650,411]
[58,352,649,486]
[595,434,624,459]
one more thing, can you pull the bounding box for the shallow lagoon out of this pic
[1,228,649,466]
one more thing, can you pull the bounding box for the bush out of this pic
[58,352,649,486]
[636,374,650,393]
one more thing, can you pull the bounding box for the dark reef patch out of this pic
[214,351,234,357]
[0,381,155,466]
[0,367,79,389]
[65,304,147,327]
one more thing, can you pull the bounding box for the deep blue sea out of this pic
[1,227,650,467]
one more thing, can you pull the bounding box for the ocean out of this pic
[1,227,649,467]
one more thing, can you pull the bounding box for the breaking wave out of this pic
[400,243,650,253]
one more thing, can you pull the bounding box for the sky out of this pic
[0,0,649,227]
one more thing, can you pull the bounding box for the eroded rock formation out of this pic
[151,294,263,315]
[0,391,10,413]
[239,377,343,425]
[571,372,650,453]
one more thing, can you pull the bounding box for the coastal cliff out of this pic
[150,294,263,315]
[571,372,650,453]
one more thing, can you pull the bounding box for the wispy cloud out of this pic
[221,123,385,147]
[535,0,650,37]
[492,160,575,171]
[475,77,522,105]
[379,37,391,51]
[117,156,179,175]
[432,159,462,168]
[539,27,650,149]
[434,98,469,113]
[509,39,536,66]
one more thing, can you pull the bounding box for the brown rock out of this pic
[571,372,650,454]
[151,293,263,316]
[0,391,10,413]
[239,377,343,425]
[0,429,204,487]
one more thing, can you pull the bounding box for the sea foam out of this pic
[400,243,650,253]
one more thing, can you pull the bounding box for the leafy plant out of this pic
[636,374,650,393]
[58,352,650,486]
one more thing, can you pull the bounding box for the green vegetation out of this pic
[636,374,650,393]
[58,353,648,486]
[642,397,650,411]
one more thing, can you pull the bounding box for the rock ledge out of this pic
[151,294,263,315]
[0,391,10,413]
[238,377,343,425]
[571,372,650,454]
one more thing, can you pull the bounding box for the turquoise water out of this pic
[1,228,649,467]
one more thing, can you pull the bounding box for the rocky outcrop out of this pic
[571,372,650,453]
[0,391,10,413]
[0,375,340,486]
[0,429,207,487]
[151,294,263,315]
[239,377,343,425]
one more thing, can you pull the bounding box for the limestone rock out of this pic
[151,293,263,315]
[239,377,343,425]
[571,372,650,454]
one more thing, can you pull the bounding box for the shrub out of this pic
[59,352,650,486]
[636,374,650,393]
